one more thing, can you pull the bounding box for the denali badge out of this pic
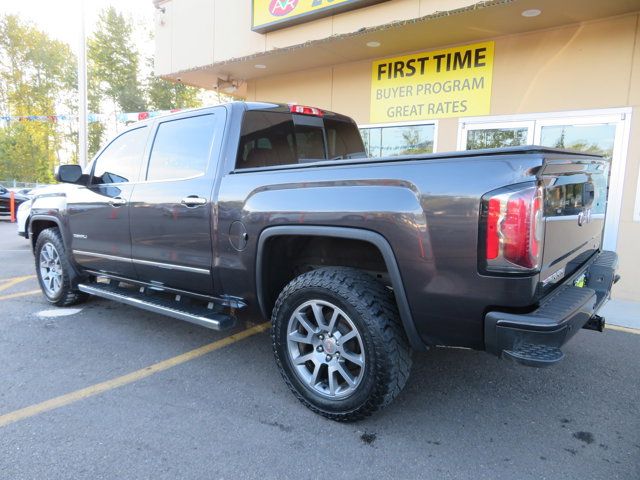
[73,233,88,239]
[577,208,592,227]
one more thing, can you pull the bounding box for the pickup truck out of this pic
[30,102,618,421]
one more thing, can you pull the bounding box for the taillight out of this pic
[289,104,324,117]
[480,184,544,273]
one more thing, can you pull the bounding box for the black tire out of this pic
[272,267,412,422]
[34,227,88,307]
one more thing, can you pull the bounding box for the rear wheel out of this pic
[35,228,87,306]
[272,267,412,421]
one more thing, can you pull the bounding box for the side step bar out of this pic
[78,283,234,331]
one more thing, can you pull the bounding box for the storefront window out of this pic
[466,127,528,150]
[539,124,616,160]
[360,124,435,158]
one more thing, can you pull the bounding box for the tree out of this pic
[0,15,76,182]
[87,59,106,157]
[88,7,146,113]
[87,7,148,157]
[144,29,201,111]
[147,69,201,111]
[401,127,433,155]
[85,7,204,156]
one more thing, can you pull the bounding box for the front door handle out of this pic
[109,196,127,207]
[181,196,207,207]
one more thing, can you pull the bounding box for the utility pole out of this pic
[77,0,88,168]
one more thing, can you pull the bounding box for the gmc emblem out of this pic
[577,208,592,226]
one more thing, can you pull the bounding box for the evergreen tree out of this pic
[88,7,147,113]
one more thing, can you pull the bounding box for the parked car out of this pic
[0,184,29,216]
[9,187,34,197]
[28,102,618,421]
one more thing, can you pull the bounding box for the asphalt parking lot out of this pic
[0,220,638,480]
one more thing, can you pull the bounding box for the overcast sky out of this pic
[1,0,155,54]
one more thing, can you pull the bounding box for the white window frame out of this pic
[635,159,640,223]
[457,108,633,251]
[359,120,439,155]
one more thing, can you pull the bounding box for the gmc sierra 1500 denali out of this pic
[30,102,618,421]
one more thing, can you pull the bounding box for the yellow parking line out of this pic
[607,324,640,335]
[0,289,41,301]
[0,275,36,293]
[0,322,270,428]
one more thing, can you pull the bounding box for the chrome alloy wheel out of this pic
[286,300,365,399]
[39,242,63,297]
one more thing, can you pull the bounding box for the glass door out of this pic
[533,115,627,250]
[458,110,631,250]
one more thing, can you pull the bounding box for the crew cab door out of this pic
[68,126,149,277]
[128,110,224,295]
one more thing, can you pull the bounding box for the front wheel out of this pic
[272,267,412,422]
[35,227,87,307]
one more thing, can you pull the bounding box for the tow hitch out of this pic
[583,314,606,332]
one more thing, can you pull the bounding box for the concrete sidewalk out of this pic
[602,298,640,330]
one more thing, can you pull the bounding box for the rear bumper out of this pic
[484,250,618,367]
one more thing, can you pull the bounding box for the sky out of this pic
[1,0,155,55]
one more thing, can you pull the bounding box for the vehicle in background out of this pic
[0,184,29,217]
[30,102,618,421]
[8,187,34,197]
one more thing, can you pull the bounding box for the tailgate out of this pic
[539,157,609,291]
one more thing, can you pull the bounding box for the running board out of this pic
[78,282,234,331]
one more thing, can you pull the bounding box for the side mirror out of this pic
[56,164,83,184]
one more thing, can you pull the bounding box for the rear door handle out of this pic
[109,197,127,207]
[181,196,207,207]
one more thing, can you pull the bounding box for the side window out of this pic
[92,127,148,184]
[147,114,217,182]
[236,111,297,169]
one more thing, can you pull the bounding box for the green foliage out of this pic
[86,7,202,154]
[0,8,205,178]
[0,15,76,183]
[88,7,146,113]
[147,74,201,111]
[400,127,433,155]
[466,128,528,150]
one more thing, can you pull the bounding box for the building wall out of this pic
[154,0,482,75]
[244,14,640,300]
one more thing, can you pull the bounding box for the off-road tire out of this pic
[272,267,412,422]
[34,227,88,307]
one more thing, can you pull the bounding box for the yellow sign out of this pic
[370,41,495,123]
[252,0,388,33]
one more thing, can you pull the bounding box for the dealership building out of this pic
[153,0,640,301]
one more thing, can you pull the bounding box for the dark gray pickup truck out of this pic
[30,102,618,421]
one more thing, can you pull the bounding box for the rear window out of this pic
[235,110,365,169]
